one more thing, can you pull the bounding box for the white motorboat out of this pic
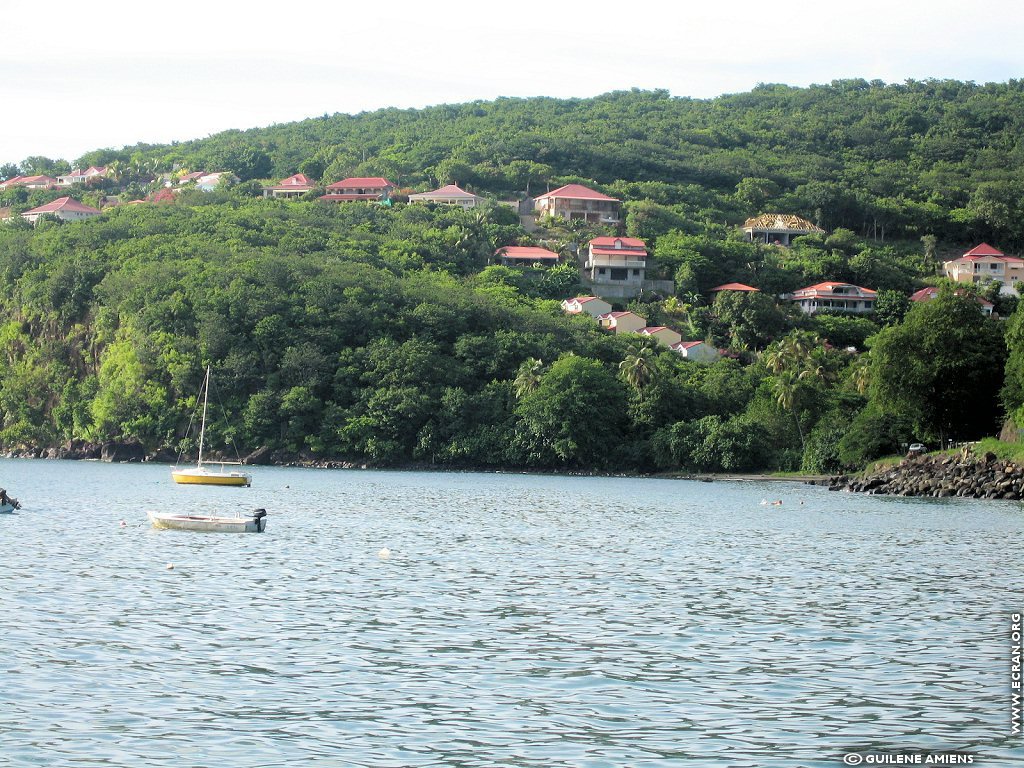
[147,508,267,533]
[0,488,21,514]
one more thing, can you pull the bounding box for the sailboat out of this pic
[171,366,252,487]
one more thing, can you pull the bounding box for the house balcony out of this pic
[586,255,646,270]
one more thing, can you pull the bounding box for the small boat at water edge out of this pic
[0,487,21,514]
[147,508,268,533]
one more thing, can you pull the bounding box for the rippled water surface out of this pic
[1,458,1022,767]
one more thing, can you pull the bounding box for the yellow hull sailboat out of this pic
[171,366,252,488]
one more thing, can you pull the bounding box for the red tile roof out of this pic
[325,177,395,189]
[590,236,646,248]
[793,282,876,299]
[963,243,1005,257]
[672,341,705,350]
[276,173,315,187]
[910,286,994,307]
[497,246,559,260]
[710,282,760,292]
[535,184,619,202]
[23,196,102,215]
[411,184,480,198]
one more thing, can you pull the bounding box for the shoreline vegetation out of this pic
[3,84,1024,480]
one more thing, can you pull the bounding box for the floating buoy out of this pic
[119,519,127,527]
[378,548,391,560]
[166,563,174,570]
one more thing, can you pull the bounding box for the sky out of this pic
[3,0,1023,166]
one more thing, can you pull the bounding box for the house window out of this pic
[632,269,640,276]
[610,268,628,281]
[598,268,606,276]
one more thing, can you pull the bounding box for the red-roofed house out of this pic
[585,236,647,293]
[57,166,109,186]
[943,243,1024,295]
[597,311,647,335]
[408,184,484,209]
[320,177,396,203]
[909,286,994,316]
[710,282,760,293]
[534,184,621,224]
[671,341,721,363]
[791,282,877,314]
[263,173,318,199]
[0,174,59,190]
[638,326,683,347]
[561,296,612,317]
[496,246,560,268]
[21,196,102,224]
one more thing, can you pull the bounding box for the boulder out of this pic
[101,440,146,463]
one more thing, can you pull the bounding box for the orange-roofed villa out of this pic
[409,184,484,208]
[943,243,1024,296]
[21,197,102,225]
[496,246,560,268]
[534,184,621,225]
[909,286,994,316]
[263,173,318,199]
[743,213,823,246]
[792,282,876,314]
[710,282,760,293]
[320,177,397,203]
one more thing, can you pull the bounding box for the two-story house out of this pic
[943,243,1024,296]
[263,173,318,199]
[534,184,621,225]
[792,282,877,314]
[320,177,396,203]
[585,236,647,292]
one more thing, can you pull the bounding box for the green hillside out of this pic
[3,81,1024,474]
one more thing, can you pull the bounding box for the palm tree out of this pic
[513,358,544,399]
[849,355,871,395]
[619,345,656,393]
[772,368,806,450]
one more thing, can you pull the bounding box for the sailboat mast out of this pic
[198,365,210,467]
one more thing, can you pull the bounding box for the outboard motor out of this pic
[252,508,267,532]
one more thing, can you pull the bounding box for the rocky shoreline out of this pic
[816,449,1024,500]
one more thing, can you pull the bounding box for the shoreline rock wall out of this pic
[821,450,1024,500]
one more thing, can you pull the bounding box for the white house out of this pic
[585,236,648,291]
[263,173,317,199]
[21,196,102,224]
[408,184,484,208]
[561,296,612,317]
[791,282,877,314]
[671,341,721,363]
[597,311,647,334]
[638,326,682,347]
